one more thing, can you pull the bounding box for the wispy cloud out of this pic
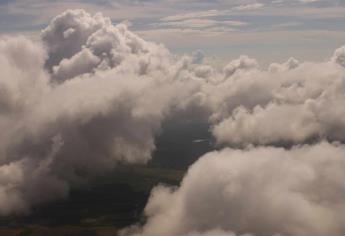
[160,9,225,22]
[154,18,248,29]
[0,0,343,64]
[233,3,264,11]
[299,0,320,3]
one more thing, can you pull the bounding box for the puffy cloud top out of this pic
[0,9,200,215]
[333,45,345,67]
[41,9,110,69]
[223,55,259,78]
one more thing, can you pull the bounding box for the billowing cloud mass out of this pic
[211,59,345,146]
[1,9,345,236]
[0,9,203,215]
[121,142,345,236]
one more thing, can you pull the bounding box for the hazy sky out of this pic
[0,0,344,64]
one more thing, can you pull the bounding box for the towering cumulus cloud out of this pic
[1,9,345,236]
[0,9,202,215]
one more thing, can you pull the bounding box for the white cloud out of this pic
[332,45,345,67]
[223,55,258,77]
[233,3,264,11]
[0,9,203,215]
[155,19,221,29]
[121,142,345,236]
[160,10,225,22]
[299,0,320,3]
[209,55,345,146]
[153,19,247,30]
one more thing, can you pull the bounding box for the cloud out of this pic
[160,10,225,22]
[155,18,221,29]
[332,45,345,67]
[233,3,264,11]
[1,8,345,225]
[113,33,345,236]
[299,0,320,3]
[0,9,203,215]
[223,55,259,77]
[209,55,345,146]
[153,18,247,31]
[268,57,299,72]
[41,9,111,70]
[121,142,345,236]
[213,103,318,146]
[29,8,345,236]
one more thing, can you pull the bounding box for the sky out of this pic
[0,0,344,65]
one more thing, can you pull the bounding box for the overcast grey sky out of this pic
[0,0,344,64]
